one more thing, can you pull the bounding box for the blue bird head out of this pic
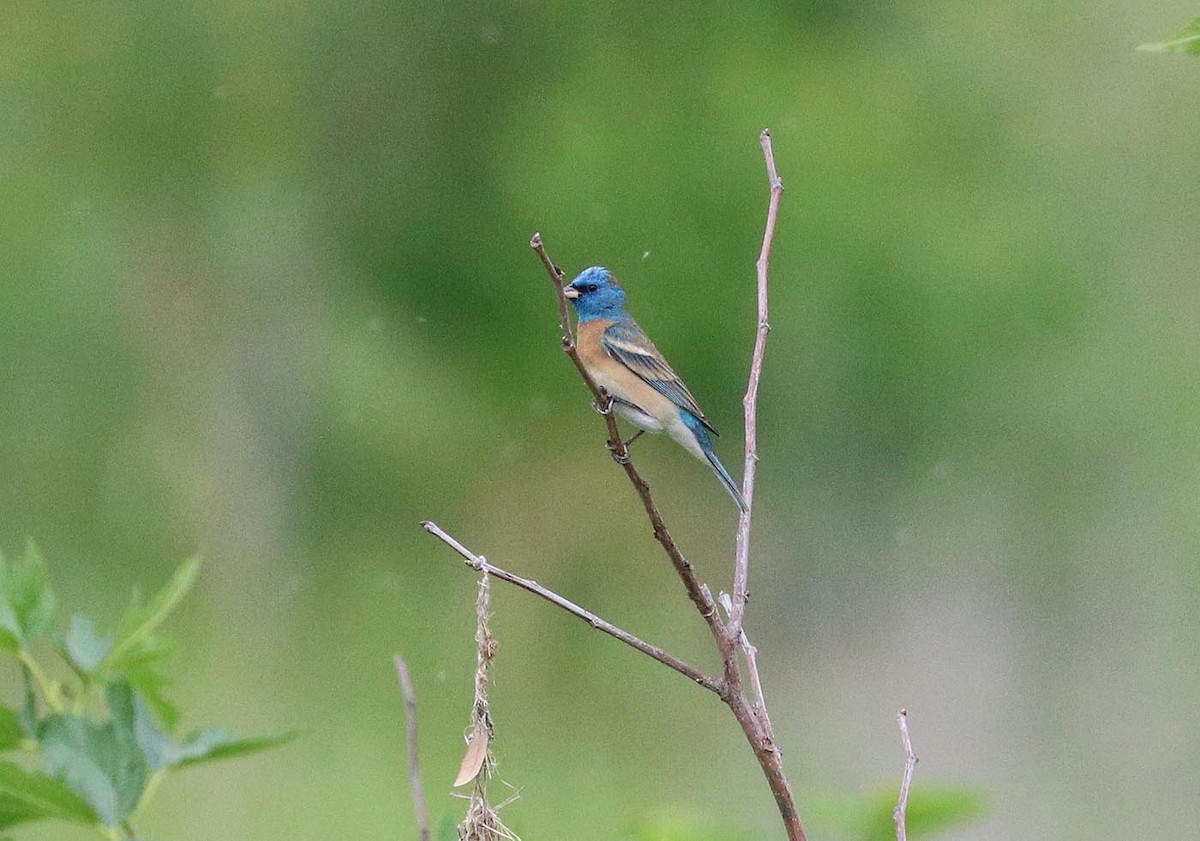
[563,266,628,323]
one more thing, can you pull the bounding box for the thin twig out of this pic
[894,709,918,841]
[730,128,784,639]
[421,520,721,692]
[393,656,432,841]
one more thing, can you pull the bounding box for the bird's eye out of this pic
[586,284,598,293]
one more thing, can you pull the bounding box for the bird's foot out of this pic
[606,439,632,465]
[623,430,645,449]
[591,395,614,416]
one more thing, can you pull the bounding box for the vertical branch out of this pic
[730,128,784,638]
[894,709,918,841]
[393,656,432,841]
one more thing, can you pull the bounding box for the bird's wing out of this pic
[601,320,718,435]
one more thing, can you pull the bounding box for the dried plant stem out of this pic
[894,709,918,841]
[421,520,720,692]
[457,573,520,841]
[730,128,783,639]
[393,655,432,841]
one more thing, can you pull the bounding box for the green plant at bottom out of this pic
[0,543,289,840]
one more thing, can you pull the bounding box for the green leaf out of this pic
[0,542,56,651]
[64,615,114,674]
[123,651,179,732]
[1139,16,1200,54]
[18,667,37,740]
[131,690,290,772]
[38,685,149,828]
[0,762,98,828]
[99,556,200,677]
[0,708,20,752]
[175,731,293,767]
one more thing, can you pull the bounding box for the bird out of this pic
[563,265,748,512]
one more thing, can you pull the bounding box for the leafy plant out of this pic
[1139,15,1200,54]
[0,543,289,839]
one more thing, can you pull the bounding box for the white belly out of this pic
[613,399,664,432]
[587,368,662,431]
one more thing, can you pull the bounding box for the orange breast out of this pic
[576,319,677,424]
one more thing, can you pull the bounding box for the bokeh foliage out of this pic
[2,2,1199,840]
[0,547,285,838]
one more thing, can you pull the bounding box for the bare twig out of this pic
[421,520,721,693]
[894,709,918,841]
[393,656,432,841]
[730,128,784,639]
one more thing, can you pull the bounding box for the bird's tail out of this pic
[705,447,749,513]
[678,411,749,512]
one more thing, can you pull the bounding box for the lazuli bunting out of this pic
[563,266,748,512]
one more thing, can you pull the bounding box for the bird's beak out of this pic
[562,285,580,299]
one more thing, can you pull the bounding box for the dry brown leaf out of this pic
[453,723,490,787]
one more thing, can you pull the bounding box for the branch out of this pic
[730,128,783,639]
[421,520,721,693]
[737,627,776,744]
[529,234,726,641]
[893,709,918,841]
[393,655,432,841]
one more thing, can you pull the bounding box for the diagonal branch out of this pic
[530,234,726,637]
[421,520,721,693]
[730,128,784,639]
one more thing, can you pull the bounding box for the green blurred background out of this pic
[3,1,1198,839]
